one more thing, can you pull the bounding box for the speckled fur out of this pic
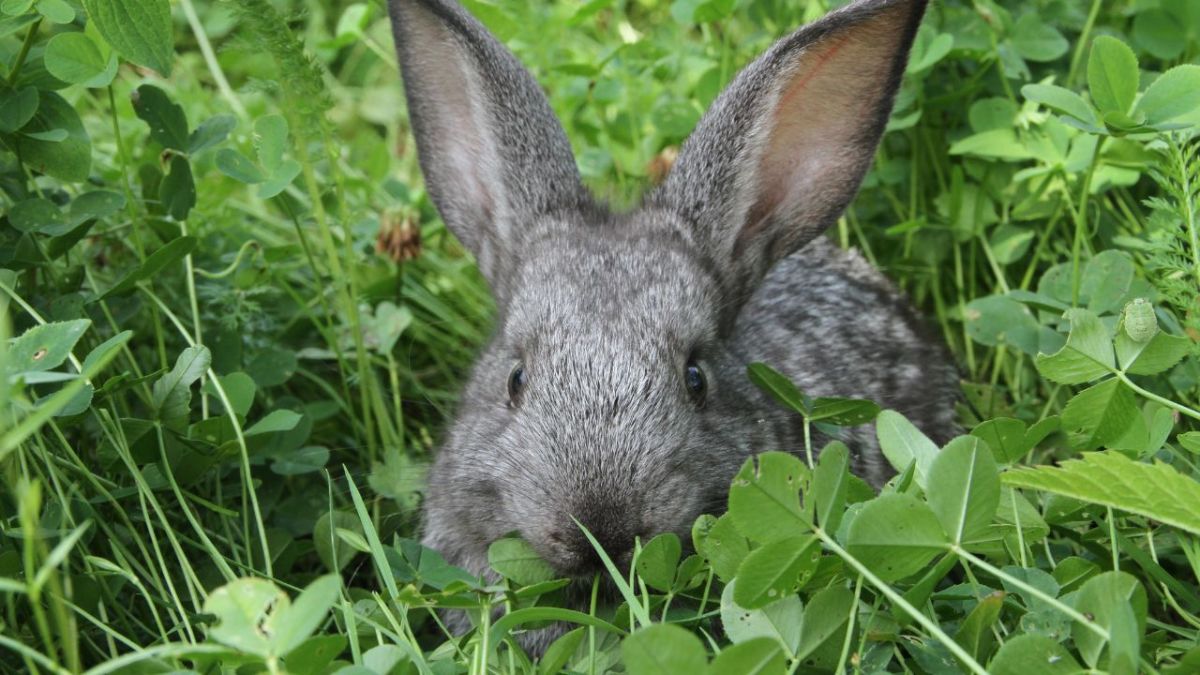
[388,0,957,653]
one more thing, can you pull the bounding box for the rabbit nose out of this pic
[545,504,640,574]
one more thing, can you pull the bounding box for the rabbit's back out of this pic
[732,236,959,481]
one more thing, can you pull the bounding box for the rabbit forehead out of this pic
[504,224,723,351]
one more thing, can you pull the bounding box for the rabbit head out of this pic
[388,0,930,577]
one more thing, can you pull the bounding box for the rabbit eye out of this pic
[684,359,706,404]
[507,363,527,404]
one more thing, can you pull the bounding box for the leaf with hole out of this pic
[728,452,811,544]
[732,535,819,609]
[720,581,802,654]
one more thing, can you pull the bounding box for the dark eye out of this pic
[684,359,706,404]
[507,363,527,404]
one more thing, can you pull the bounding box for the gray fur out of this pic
[388,0,956,653]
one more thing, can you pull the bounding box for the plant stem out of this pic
[816,530,988,675]
[1117,372,1200,422]
[1067,0,1103,87]
[179,0,248,121]
[6,19,42,86]
[1071,136,1107,304]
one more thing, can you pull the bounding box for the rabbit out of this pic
[387,0,957,652]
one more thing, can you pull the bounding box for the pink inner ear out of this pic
[745,5,910,253]
[406,9,498,222]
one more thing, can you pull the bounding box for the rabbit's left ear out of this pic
[388,0,589,295]
[651,0,928,302]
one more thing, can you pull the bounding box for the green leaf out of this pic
[719,582,802,654]
[1061,378,1138,450]
[635,533,681,592]
[1081,250,1134,315]
[100,236,197,299]
[747,363,809,415]
[8,198,67,235]
[255,114,289,174]
[539,628,586,675]
[1180,432,1200,455]
[732,536,820,609]
[1,0,34,15]
[955,591,1004,663]
[159,155,196,221]
[1133,9,1186,61]
[728,452,811,544]
[845,494,949,582]
[259,159,302,200]
[622,624,707,675]
[926,436,1000,545]
[270,574,340,657]
[282,635,347,675]
[875,410,939,488]
[35,0,72,23]
[707,638,786,675]
[69,190,126,225]
[151,345,210,428]
[203,577,288,658]
[81,0,174,76]
[694,512,748,583]
[1010,14,1068,62]
[1022,83,1098,127]
[6,319,89,377]
[487,537,556,586]
[1035,309,1114,385]
[132,85,189,152]
[1087,36,1139,115]
[988,634,1082,675]
[1003,451,1200,536]
[314,511,362,572]
[216,148,265,184]
[188,114,236,155]
[270,445,330,476]
[949,129,1033,161]
[246,409,302,436]
[1116,330,1190,376]
[43,32,116,87]
[1072,571,1147,669]
[1135,65,1200,126]
[13,91,91,182]
[0,86,39,132]
[964,294,1045,356]
[971,416,1059,464]
[794,586,854,664]
[808,398,880,426]
[813,442,849,534]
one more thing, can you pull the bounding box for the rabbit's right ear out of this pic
[388,0,588,293]
[650,0,927,314]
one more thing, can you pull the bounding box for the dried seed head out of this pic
[376,208,422,263]
[646,145,679,185]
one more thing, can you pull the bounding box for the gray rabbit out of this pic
[388,0,957,647]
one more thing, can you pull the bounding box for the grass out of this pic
[2,0,1200,673]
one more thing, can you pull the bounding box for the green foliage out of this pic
[2,0,1200,673]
